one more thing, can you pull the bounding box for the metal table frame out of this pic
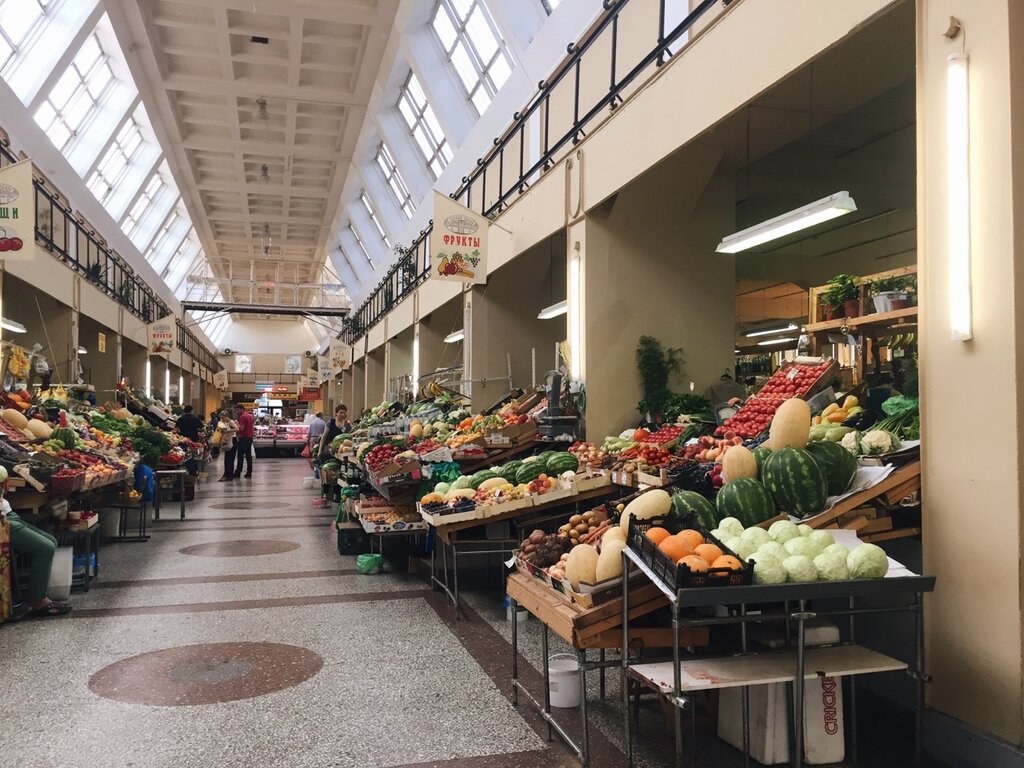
[153,469,188,520]
[620,548,935,768]
[431,532,518,616]
[56,524,100,592]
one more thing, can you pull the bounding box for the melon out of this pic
[721,445,757,482]
[803,440,857,496]
[2,408,28,429]
[564,543,600,590]
[420,492,445,505]
[25,420,52,439]
[619,488,672,532]
[478,477,508,492]
[444,489,477,501]
[410,424,424,439]
[715,478,775,528]
[762,447,828,516]
[595,539,627,581]
[767,398,811,450]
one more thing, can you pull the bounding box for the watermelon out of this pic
[762,447,828,516]
[469,470,499,489]
[545,452,578,474]
[715,478,775,528]
[804,441,857,496]
[536,450,557,465]
[752,446,773,478]
[498,461,522,484]
[670,490,717,531]
[516,459,546,484]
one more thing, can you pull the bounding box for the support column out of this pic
[918,0,1024,752]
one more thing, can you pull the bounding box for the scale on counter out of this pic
[534,371,580,440]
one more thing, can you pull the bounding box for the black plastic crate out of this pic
[626,515,753,590]
[337,523,370,556]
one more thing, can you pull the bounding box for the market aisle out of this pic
[0,458,563,768]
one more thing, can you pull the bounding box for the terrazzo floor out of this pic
[1,457,936,768]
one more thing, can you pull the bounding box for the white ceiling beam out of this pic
[161,74,364,107]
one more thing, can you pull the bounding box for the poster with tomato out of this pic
[0,159,35,261]
[147,315,176,357]
[429,191,488,284]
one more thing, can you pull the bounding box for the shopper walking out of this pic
[216,409,238,481]
[234,405,254,478]
[307,411,326,468]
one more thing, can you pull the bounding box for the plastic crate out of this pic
[337,523,370,555]
[626,515,753,590]
[50,471,86,495]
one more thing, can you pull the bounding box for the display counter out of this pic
[253,423,309,456]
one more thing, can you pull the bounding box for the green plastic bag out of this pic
[356,553,383,575]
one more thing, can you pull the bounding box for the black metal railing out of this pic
[0,137,221,372]
[340,0,726,343]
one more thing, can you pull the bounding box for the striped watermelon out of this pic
[804,441,856,496]
[752,446,773,478]
[715,478,775,528]
[516,459,546,484]
[670,490,718,530]
[762,447,828,515]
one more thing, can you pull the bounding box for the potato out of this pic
[574,522,589,534]
[569,514,583,525]
[569,530,580,540]
[582,511,595,522]
[587,525,597,533]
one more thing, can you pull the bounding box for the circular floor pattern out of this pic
[89,642,322,706]
[179,539,300,557]
[208,501,294,510]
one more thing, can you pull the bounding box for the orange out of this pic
[676,529,705,551]
[658,535,693,563]
[694,543,723,564]
[645,526,671,545]
[678,555,710,573]
[712,555,743,571]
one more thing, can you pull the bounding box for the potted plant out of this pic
[635,335,683,422]
[868,274,914,312]
[823,274,860,319]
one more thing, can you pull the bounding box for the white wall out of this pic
[214,319,320,357]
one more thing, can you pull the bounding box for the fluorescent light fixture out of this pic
[537,300,567,320]
[734,349,741,354]
[444,330,464,344]
[947,52,972,341]
[179,374,184,402]
[717,191,858,253]
[757,337,797,347]
[145,359,152,399]
[745,323,799,338]
[1,317,26,333]
[568,252,581,379]
[165,367,171,402]
[412,330,420,399]
[77,346,87,355]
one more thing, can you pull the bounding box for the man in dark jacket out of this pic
[175,405,204,441]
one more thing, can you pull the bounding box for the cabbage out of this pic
[751,553,786,584]
[709,528,723,541]
[756,541,789,563]
[718,517,745,539]
[783,554,818,582]
[434,482,451,496]
[784,536,820,559]
[768,520,800,544]
[807,530,835,551]
[813,552,850,581]
[822,543,850,561]
[847,543,889,579]
[797,524,814,537]
[740,526,771,548]
[725,536,758,560]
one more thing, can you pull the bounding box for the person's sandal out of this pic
[29,602,72,618]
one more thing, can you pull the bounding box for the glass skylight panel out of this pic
[430,0,513,115]
[398,71,452,178]
[375,143,414,219]
[346,223,373,267]
[542,0,561,13]
[33,30,114,151]
[145,206,185,273]
[359,190,391,249]
[87,117,143,203]
[122,171,165,237]
[0,0,48,72]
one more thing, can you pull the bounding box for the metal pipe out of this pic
[542,624,552,741]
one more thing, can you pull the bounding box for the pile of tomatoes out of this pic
[717,361,832,439]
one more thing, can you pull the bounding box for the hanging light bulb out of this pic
[259,164,270,183]
[255,97,270,121]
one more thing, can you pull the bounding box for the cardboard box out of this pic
[369,459,421,485]
[417,502,480,526]
[477,495,534,520]
[611,470,637,487]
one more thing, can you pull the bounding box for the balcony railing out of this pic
[341,0,725,343]
[0,137,221,372]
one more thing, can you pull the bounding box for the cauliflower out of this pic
[860,430,901,456]
[840,430,863,455]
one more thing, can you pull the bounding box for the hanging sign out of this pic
[0,159,35,261]
[317,355,331,383]
[213,369,229,390]
[329,340,349,375]
[147,314,176,357]
[97,332,106,353]
[429,192,488,284]
[299,386,321,401]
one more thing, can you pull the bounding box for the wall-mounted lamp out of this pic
[1,317,27,333]
[537,300,567,320]
[716,192,857,253]
[443,330,464,344]
[568,249,582,379]
[946,24,971,341]
[77,346,87,355]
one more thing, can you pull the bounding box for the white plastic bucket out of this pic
[549,653,582,708]
[506,602,529,623]
[48,546,73,602]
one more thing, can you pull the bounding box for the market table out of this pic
[153,469,188,520]
[620,547,936,768]
[56,523,100,592]
[506,572,709,767]
[430,485,621,615]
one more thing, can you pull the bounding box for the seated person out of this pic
[4,500,71,617]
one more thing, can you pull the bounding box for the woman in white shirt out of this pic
[217,409,239,481]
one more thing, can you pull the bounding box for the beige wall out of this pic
[918,0,1024,744]
[365,348,386,405]
[418,295,464,381]
[388,327,414,383]
[578,148,735,440]
[351,359,366,413]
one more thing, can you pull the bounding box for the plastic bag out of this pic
[300,443,311,458]
[356,553,383,575]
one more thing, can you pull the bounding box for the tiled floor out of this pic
[1,458,932,768]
